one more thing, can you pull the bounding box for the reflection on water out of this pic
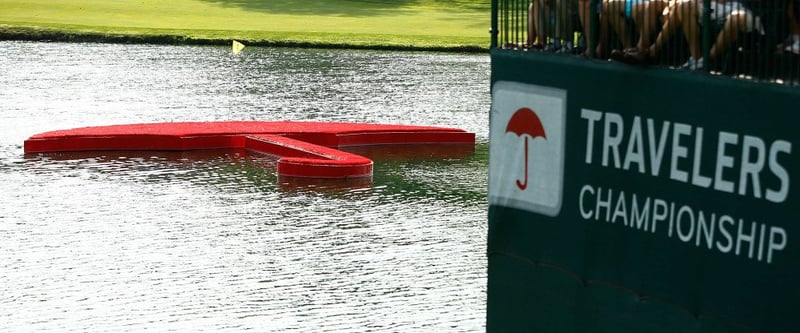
[0,41,489,332]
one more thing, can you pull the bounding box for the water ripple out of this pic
[0,41,488,332]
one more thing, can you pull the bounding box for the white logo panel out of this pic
[489,82,566,217]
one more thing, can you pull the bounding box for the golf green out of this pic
[0,0,491,51]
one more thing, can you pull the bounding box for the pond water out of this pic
[0,41,490,332]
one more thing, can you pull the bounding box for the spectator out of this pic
[530,0,580,52]
[786,0,800,54]
[597,0,670,57]
[528,0,545,48]
[596,0,634,57]
[578,0,596,56]
[621,0,764,70]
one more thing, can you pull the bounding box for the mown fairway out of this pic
[0,0,490,50]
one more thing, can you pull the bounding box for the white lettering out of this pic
[717,215,734,253]
[611,190,628,225]
[668,202,676,238]
[738,135,766,198]
[651,199,668,234]
[623,116,646,173]
[630,193,649,231]
[714,132,738,193]
[582,111,791,203]
[647,119,670,177]
[691,127,712,188]
[596,187,612,221]
[670,123,691,183]
[581,109,603,164]
[736,219,757,259]
[579,185,594,219]
[676,205,695,242]
[766,140,791,203]
[603,112,623,168]
[768,226,787,264]
[576,184,787,264]
[758,223,767,261]
[696,211,715,249]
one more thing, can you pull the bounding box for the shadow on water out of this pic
[196,0,488,16]
[22,149,277,190]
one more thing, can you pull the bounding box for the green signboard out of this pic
[487,51,799,332]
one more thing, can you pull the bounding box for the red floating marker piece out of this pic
[244,134,373,179]
[24,121,475,179]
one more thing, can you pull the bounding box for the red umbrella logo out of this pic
[506,107,547,190]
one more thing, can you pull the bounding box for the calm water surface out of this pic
[0,41,490,331]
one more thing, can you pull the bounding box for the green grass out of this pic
[0,0,491,51]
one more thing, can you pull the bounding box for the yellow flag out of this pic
[232,40,245,54]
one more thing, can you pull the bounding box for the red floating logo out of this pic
[24,121,475,179]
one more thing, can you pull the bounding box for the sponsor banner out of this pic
[489,82,566,217]
[486,60,798,332]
